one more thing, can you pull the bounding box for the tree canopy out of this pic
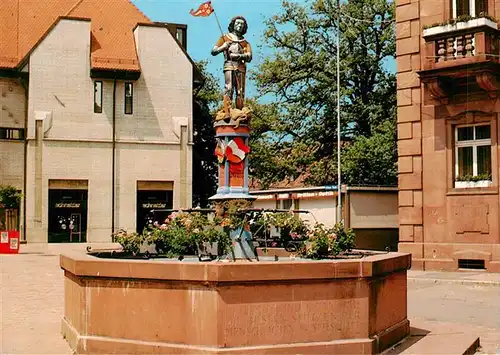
[249,0,397,188]
[192,61,220,207]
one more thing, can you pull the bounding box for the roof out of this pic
[0,0,151,71]
[250,185,398,195]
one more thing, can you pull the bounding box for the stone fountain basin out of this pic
[60,251,411,354]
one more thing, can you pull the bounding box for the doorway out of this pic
[136,190,173,233]
[48,189,88,243]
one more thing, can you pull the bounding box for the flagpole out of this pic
[212,9,225,37]
[336,0,342,225]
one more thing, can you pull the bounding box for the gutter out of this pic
[19,77,29,242]
[111,79,116,239]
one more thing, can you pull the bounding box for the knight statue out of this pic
[211,16,252,120]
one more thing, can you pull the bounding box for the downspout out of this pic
[20,77,28,242]
[111,79,116,239]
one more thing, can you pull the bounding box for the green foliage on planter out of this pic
[455,173,491,182]
[113,210,356,260]
[298,223,356,259]
[113,212,230,257]
[113,230,143,254]
[250,212,309,241]
[423,13,497,30]
[0,185,22,209]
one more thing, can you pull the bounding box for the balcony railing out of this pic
[422,18,499,71]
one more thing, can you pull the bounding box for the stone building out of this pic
[396,0,500,271]
[0,0,199,243]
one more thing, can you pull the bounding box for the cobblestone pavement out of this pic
[1,245,500,354]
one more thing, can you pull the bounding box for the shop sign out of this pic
[277,193,290,200]
[141,202,167,209]
[293,191,336,199]
[54,202,81,208]
[254,194,275,201]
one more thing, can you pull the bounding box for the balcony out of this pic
[420,17,500,102]
[422,17,499,70]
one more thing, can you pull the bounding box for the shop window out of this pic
[125,82,133,114]
[0,128,25,140]
[452,0,488,17]
[94,81,102,113]
[454,124,492,187]
[48,188,88,243]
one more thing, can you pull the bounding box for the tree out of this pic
[250,0,396,187]
[192,61,221,207]
[341,118,397,186]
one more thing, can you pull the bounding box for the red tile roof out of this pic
[0,0,151,71]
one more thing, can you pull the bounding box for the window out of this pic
[452,0,488,17]
[176,27,187,49]
[455,124,492,183]
[94,81,102,113]
[0,128,25,140]
[282,199,293,210]
[124,82,133,114]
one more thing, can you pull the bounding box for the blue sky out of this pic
[132,0,283,96]
[131,0,396,98]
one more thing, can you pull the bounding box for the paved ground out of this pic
[406,280,500,354]
[1,244,499,354]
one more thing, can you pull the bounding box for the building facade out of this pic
[0,0,197,243]
[396,0,500,271]
[251,186,399,251]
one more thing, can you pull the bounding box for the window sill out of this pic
[0,139,24,142]
[454,180,492,188]
[447,187,498,196]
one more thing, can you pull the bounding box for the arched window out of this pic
[453,0,488,17]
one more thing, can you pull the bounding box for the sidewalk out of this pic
[408,270,500,286]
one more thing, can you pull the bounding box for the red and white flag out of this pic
[226,137,250,164]
[189,1,214,17]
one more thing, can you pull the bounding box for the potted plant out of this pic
[454,173,492,188]
[0,185,22,231]
[423,13,498,37]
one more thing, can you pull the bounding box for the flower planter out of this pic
[454,180,492,188]
[197,241,219,260]
[423,17,498,37]
[60,251,411,354]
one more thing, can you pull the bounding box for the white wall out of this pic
[349,191,398,229]
[0,78,26,190]
[253,199,276,210]
[133,24,193,208]
[253,197,336,228]
[23,19,193,242]
[299,198,337,228]
[0,78,25,129]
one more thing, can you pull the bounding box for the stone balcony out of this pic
[422,18,499,70]
[419,18,500,102]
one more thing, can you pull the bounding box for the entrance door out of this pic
[48,189,88,243]
[69,213,82,242]
[136,190,173,233]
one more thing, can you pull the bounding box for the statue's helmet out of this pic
[228,16,248,35]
